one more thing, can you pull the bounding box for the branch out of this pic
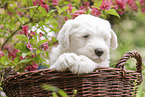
[1,16,47,50]
[1,20,31,50]
[1,6,40,50]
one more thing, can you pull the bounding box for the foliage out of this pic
[0,0,145,96]
[42,84,69,97]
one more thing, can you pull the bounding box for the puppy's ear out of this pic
[110,29,118,50]
[57,20,74,49]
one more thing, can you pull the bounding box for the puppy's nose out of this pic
[95,48,104,57]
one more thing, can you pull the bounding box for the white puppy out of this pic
[49,14,118,74]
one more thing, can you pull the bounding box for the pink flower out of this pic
[7,12,13,16]
[115,0,126,10]
[43,43,48,51]
[20,25,29,36]
[79,5,85,10]
[117,10,124,15]
[52,0,59,6]
[27,42,33,50]
[139,0,145,13]
[84,2,90,7]
[32,0,39,6]
[127,0,138,11]
[32,0,43,6]
[68,4,73,12]
[141,7,145,13]
[0,51,4,57]
[84,2,90,11]
[79,2,90,11]
[64,17,69,21]
[29,30,36,38]
[140,0,145,6]
[8,49,19,61]
[91,7,101,17]
[39,32,43,37]
[32,0,49,12]
[20,56,27,60]
[130,3,138,11]
[17,11,22,17]
[25,62,38,71]
[71,10,86,19]
[40,2,49,12]
[32,55,36,57]
[100,0,112,11]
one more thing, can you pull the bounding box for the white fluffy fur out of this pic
[49,14,118,74]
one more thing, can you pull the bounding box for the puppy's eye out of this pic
[83,35,89,38]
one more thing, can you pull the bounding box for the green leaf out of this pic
[47,9,56,16]
[4,61,9,66]
[58,89,69,97]
[52,92,58,97]
[71,7,76,13]
[42,84,69,97]
[15,34,28,42]
[0,56,7,64]
[42,84,59,91]
[29,38,36,44]
[19,59,32,63]
[55,6,61,15]
[21,17,29,23]
[105,9,120,18]
[38,39,47,46]
[36,50,41,55]
[50,37,57,45]
[0,87,3,91]
[61,6,69,12]
[0,29,9,34]
[22,52,28,58]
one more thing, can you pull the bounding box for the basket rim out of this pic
[2,67,142,85]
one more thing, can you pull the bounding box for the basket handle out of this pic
[115,51,142,74]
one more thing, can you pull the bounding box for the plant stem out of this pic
[1,20,31,50]
[1,6,40,50]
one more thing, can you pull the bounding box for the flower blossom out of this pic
[0,51,5,57]
[20,25,29,36]
[115,0,126,10]
[8,49,19,61]
[140,0,145,6]
[25,62,38,71]
[71,10,86,19]
[67,4,73,12]
[91,7,101,17]
[29,30,36,38]
[141,7,145,13]
[42,43,48,51]
[27,42,33,50]
[126,0,138,11]
[100,0,112,11]
[52,0,59,6]
[40,2,49,12]
[20,56,27,60]
[79,2,90,12]
[64,17,69,21]
[32,0,49,12]
[39,32,43,37]
[139,0,145,13]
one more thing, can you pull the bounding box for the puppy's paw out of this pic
[49,53,78,71]
[70,55,98,74]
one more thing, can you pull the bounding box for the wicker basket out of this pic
[2,51,143,97]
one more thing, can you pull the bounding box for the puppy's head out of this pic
[57,14,118,63]
[57,19,74,49]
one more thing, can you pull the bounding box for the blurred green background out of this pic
[110,11,145,96]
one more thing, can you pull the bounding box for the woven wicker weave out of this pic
[2,51,143,97]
